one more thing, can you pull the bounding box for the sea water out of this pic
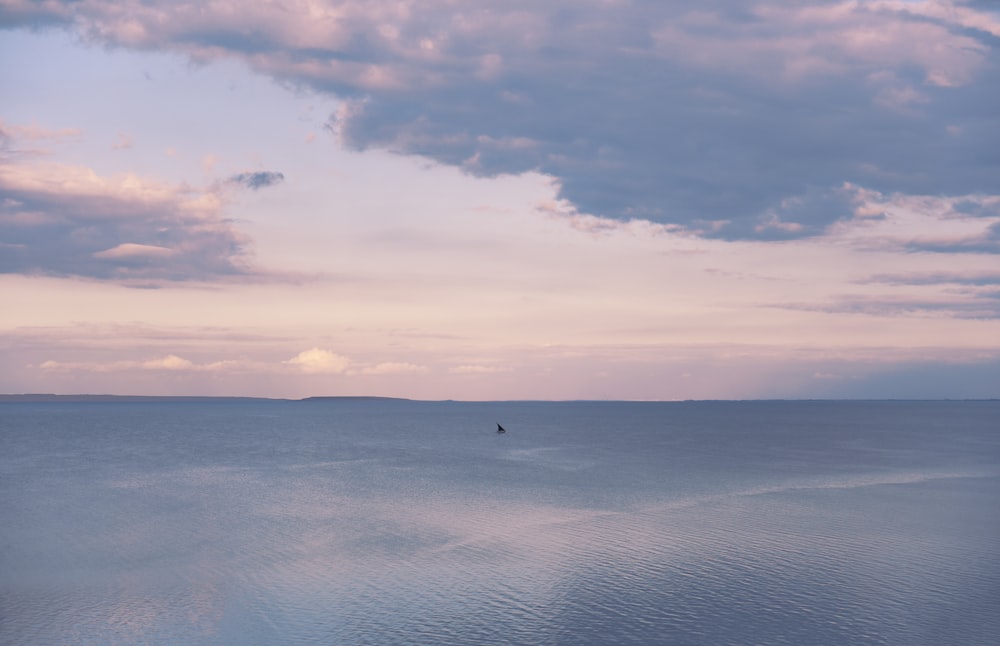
[1,400,997,645]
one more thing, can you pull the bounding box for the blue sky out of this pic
[1,1,998,399]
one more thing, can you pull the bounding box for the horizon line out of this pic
[1,394,997,404]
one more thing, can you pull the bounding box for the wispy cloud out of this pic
[775,295,1000,320]
[38,355,238,373]
[359,362,428,375]
[449,364,509,375]
[111,132,133,150]
[903,221,1000,254]
[825,187,1000,254]
[861,270,1000,287]
[0,118,80,147]
[843,270,1000,318]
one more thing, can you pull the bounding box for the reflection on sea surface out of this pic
[1,400,998,644]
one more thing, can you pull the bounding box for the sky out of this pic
[1,0,999,400]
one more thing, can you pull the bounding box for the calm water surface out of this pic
[1,400,998,645]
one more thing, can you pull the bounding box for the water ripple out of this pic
[2,401,997,644]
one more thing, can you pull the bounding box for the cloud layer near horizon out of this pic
[3,0,998,240]
[7,320,998,399]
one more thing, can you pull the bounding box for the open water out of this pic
[1,399,997,645]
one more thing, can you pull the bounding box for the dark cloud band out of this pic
[3,1,998,241]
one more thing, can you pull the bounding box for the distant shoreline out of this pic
[0,394,409,403]
[0,394,286,403]
[0,394,995,403]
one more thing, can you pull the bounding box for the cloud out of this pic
[0,119,80,147]
[360,361,428,375]
[862,270,1000,287]
[2,1,998,241]
[826,187,1000,254]
[34,353,279,375]
[112,133,133,150]
[7,322,298,348]
[92,243,176,260]
[903,221,1000,254]
[0,126,264,283]
[40,354,197,372]
[142,354,194,370]
[228,171,285,190]
[284,348,351,374]
[449,364,508,374]
[775,293,1000,320]
[847,270,1000,319]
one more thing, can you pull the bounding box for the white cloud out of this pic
[284,348,351,374]
[142,354,193,370]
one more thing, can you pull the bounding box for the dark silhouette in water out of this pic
[497,423,506,433]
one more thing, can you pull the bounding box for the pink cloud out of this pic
[0,126,276,283]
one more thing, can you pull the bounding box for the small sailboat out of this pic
[497,423,506,433]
